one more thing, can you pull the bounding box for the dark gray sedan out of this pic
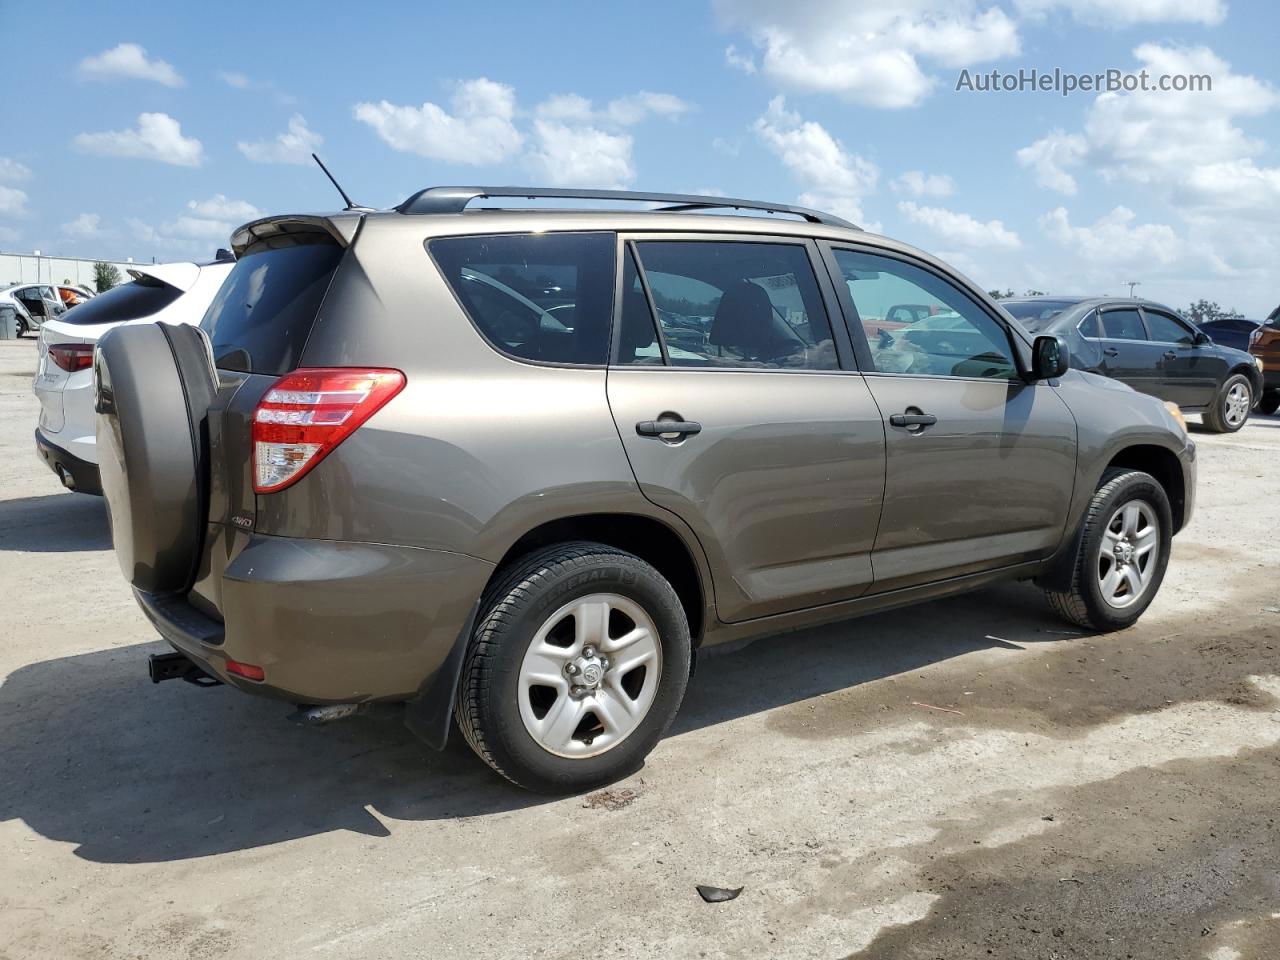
[1001,296,1264,432]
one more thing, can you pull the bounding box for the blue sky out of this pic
[2,0,1277,315]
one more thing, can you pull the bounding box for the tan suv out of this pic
[94,188,1195,792]
[1251,306,1280,414]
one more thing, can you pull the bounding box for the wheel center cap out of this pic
[1116,541,1134,564]
[574,657,604,689]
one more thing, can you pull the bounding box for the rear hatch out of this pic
[37,267,194,437]
[187,216,353,616]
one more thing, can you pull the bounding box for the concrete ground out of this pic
[2,333,1279,960]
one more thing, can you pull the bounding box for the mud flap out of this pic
[401,600,481,751]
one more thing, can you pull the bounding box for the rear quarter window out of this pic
[201,235,342,375]
[53,276,182,325]
[429,232,616,365]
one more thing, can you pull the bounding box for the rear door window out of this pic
[629,240,838,370]
[1100,309,1147,341]
[430,232,615,365]
[1143,309,1195,344]
[202,235,343,374]
[53,276,181,325]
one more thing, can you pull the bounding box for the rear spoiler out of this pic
[229,213,363,259]
[127,262,200,292]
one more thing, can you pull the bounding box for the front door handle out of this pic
[1103,347,1120,357]
[889,413,938,428]
[1163,350,1177,359]
[636,419,702,438]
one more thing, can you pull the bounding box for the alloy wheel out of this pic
[1097,500,1160,609]
[517,593,662,759]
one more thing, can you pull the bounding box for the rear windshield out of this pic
[429,232,615,365]
[201,235,342,374]
[1000,299,1078,332]
[55,276,181,325]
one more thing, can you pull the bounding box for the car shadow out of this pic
[0,493,112,552]
[0,581,1067,864]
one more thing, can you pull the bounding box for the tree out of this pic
[1024,288,1046,296]
[988,288,1015,299]
[1184,299,1243,324]
[93,262,122,293]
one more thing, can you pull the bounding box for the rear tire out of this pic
[1045,468,1172,631]
[456,542,691,793]
[1202,373,1252,432]
[1257,391,1280,416]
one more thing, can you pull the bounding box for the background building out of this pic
[1,251,147,289]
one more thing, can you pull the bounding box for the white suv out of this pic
[34,259,232,493]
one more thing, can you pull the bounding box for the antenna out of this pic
[311,153,361,210]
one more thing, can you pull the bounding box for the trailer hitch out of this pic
[148,651,221,687]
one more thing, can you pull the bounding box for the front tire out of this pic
[1202,373,1252,432]
[456,542,691,793]
[1045,468,1173,631]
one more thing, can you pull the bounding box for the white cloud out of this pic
[353,78,523,165]
[237,114,323,165]
[78,43,183,87]
[128,196,262,255]
[1016,130,1088,195]
[0,158,32,183]
[0,186,28,217]
[753,97,878,226]
[715,0,1019,108]
[1017,45,1280,224]
[74,113,204,167]
[604,91,692,126]
[526,122,635,188]
[62,213,103,238]
[891,170,955,197]
[536,91,692,127]
[899,201,1021,249]
[1014,0,1226,26]
[186,195,261,221]
[220,71,249,88]
[725,44,757,74]
[1040,206,1185,269]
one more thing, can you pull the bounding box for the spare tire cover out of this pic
[95,322,218,594]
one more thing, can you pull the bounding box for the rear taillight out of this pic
[252,367,405,493]
[1250,327,1264,347]
[48,343,94,372]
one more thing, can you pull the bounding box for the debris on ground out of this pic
[697,885,744,903]
[581,787,639,811]
[911,701,965,716]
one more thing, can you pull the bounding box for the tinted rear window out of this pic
[55,276,181,325]
[1000,300,1077,332]
[430,232,615,365]
[202,236,342,374]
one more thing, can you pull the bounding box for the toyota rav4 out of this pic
[94,187,1196,793]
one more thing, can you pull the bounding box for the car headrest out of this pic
[709,282,775,353]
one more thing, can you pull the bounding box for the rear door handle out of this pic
[1103,347,1120,357]
[1163,350,1177,359]
[636,419,702,438]
[889,413,938,428]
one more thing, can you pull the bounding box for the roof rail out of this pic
[395,186,859,230]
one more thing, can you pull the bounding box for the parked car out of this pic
[1250,305,1280,414]
[1194,315,1263,352]
[94,188,1195,793]
[34,258,233,494]
[0,283,68,336]
[1000,296,1264,432]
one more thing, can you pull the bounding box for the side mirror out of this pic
[1033,335,1070,379]
[1194,331,1211,345]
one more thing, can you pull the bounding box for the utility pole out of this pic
[1126,280,1141,298]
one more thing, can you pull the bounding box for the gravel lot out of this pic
[2,334,1279,960]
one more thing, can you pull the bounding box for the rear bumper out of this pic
[134,532,494,705]
[34,428,102,495]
